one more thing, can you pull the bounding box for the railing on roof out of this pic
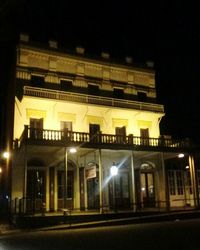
[23,86,164,113]
[17,126,191,151]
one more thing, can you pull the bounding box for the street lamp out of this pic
[110,163,118,212]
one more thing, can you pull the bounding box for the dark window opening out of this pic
[60,80,73,91]
[138,91,147,102]
[113,88,124,99]
[31,75,44,87]
[88,84,99,95]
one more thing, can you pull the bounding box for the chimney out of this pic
[125,56,133,64]
[101,52,110,59]
[76,46,85,55]
[20,33,29,42]
[49,40,58,49]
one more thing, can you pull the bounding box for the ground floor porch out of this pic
[11,145,199,215]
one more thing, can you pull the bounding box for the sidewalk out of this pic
[1,209,200,236]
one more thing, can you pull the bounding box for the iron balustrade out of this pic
[16,126,192,151]
[23,86,164,113]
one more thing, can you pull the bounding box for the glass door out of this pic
[140,172,155,207]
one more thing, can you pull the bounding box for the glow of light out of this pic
[0,167,2,173]
[110,165,118,176]
[141,187,145,191]
[3,152,9,159]
[185,165,189,169]
[69,147,77,153]
[178,153,184,158]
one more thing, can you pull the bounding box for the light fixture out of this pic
[0,167,2,173]
[185,165,189,169]
[178,153,184,158]
[2,152,9,159]
[69,147,77,154]
[110,164,118,176]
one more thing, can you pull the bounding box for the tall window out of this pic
[60,121,72,131]
[168,170,184,195]
[140,128,149,146]
[30,118,43,139]
[60,80,73,91]
[115,126,126,144]
[113,88,124,99]
[31,75,44,87]
[88,83,99,95]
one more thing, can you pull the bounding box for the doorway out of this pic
[140,172,155,207]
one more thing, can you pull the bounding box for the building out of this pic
[11,34,199,215]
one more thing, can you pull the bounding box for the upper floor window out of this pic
[88,83,99,95]
[137,91,147,102]
[60,79,73,91]
[60,121,72,131]
[113,88,124,99]
[31,75,44,87]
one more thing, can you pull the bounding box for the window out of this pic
[140,128,149,146]
[60,79,73,90]
[88,83,99,95]
[89,124,100,143]
[115,126,126,144]
[60,121,72,131]
[57,170,74,199]
[31,75,44,87]
[168,170,184,195]
[30,118,43,139]
[138,91,147,102]
[113,88,124,99]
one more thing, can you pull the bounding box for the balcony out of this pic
[16,126,193,152]
[23,86,164,113]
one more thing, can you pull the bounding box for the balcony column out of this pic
[189,155,199,207]
[23,145,27,213]
[130,151,136,211]
[98,149,103,213]
[64,147,68,209]
[160,152,169,211]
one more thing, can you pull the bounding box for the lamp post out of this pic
[110,164,118,212]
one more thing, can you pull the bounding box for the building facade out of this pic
[11,34,199,215]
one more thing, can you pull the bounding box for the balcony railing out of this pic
[17,126,192,152]
[23,86,164,113]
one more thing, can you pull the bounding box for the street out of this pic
[1,218,200,250]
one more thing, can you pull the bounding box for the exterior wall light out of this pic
[185,165,189,169]
[69,147,77,154]
[178,153,184,158]
[2,152,10,159]
[110,164,118,176]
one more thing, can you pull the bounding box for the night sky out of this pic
[1,0,200,144]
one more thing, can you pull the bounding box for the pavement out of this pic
[1,209,200,236]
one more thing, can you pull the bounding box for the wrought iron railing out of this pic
[17,126,192,151]
[23,86,164,113]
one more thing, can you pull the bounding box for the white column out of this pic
[131,151,136,211]
[64,147,68,208]
[189,155,198,207]
[99,149,103,213]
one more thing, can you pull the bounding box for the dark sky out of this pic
[1,0,200,143]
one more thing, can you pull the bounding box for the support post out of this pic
[131,151,136,211]
[99,149,103,213]
[64,147,68,209]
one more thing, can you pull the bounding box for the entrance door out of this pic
[57,170,74,210]
[140,172,155,207]
[27,169,46,212]
[87,176,100,209]
[109,172,130,209]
